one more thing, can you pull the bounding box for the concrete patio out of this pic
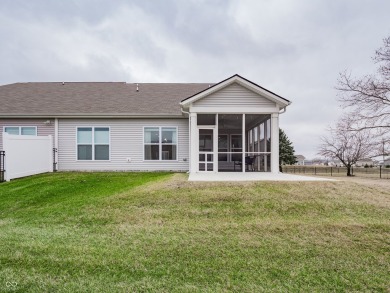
[188,172,335,182]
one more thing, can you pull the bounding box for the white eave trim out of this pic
[180,75,291,107]
[189,106,280,114]
[0,113,187,119]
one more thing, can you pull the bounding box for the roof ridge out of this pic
[17,81,126,84]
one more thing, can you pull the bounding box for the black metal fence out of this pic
[0,151,5,182]
[282,165,390,179]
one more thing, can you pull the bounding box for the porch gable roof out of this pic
[180,74,291,108]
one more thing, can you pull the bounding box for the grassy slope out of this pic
[0,172,389,292]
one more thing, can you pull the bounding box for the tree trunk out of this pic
[347,165,352,176]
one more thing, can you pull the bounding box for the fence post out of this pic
[294,166,295,174]
[315,166,316,175]
[331,167,333,176]
[380,165,382,179]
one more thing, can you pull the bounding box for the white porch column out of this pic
[189,113,198,174]
[271,113,279,174]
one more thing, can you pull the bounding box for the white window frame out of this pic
[76,126,110,161]
[143,126,178,161]
[3,126,38,136]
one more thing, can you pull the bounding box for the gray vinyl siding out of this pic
[58,118,189,171]
[193,82,276,108]
[0,118,55,150]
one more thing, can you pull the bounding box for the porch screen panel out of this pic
[197,114,216,125]
[199,129,213,171]
[218,114,242,172]
[244,114,271,172]
[218,135,228,161]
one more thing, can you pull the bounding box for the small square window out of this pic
[144,127,178,160]
[4,127,20,135]
[21,127,37,135]
[77,127,110,160]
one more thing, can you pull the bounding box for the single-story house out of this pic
[354,159,374,167]
[383,158,390,167]
[295,155,305,165]
[0,74,291,177]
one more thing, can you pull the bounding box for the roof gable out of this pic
[180,74,291,107]
[193,82,277,108]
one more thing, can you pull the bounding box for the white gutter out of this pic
[279,100,292,114]
[0,114,186,119]
[279,107,287,114]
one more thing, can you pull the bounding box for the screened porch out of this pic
[197,113,273,173]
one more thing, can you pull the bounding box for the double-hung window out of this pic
[4,126,37,136]
[77,127,110,160]
[144,127,177,160]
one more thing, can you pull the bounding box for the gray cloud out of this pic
[1,0,389,158]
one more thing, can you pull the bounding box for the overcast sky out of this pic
[1,0,389,158]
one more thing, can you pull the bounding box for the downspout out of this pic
[54,118,59,171]
[181,107,191,173]
[279,107,287,114]
[279,100,292,114]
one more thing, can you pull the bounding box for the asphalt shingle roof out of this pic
[0,82,211,117]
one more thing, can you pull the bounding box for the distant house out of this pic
[383,158,390,167]
[328,159,342,167]
[295,155,305,165]
[303,160,313,166]
[0,74,291,178]
[312,158,328,166]
[355,159,374,167]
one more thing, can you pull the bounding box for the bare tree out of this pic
[337,36,390,157]
[318,118,374,176]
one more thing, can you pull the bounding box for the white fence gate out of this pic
[3,132,53,181]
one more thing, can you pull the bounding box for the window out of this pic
[77,127,109,160]
[144,127,177,160]
[4,126,37,136]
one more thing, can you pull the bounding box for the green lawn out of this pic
[0,172,389,292]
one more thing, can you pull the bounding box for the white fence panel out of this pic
[3,132,53,181]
